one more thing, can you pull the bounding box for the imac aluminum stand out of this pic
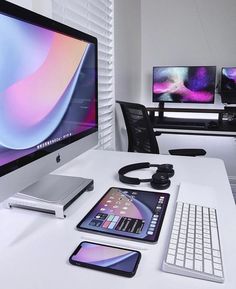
[5,175,93,218]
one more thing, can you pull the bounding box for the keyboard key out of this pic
[166,254,175,264]
[177,248,184,254]
[178,243,185,249]
[187,237,194,243]
[204,259,213,274]
[204,243,211,249]
[185,259,193,269]
[168,249,175,255]
[169,244,176,250]
[213,263,222,270]
[186,247,193,254]
[214,269,223,277]
[213,257,221,264]
[204,253,212,260]
[170,238,177,244]
[171,234,178,240]
[213,250,220,257]
[211,227,220,250]
[196,243,202,249]
[186,243,193,249]
[176,254,184,261]
[203,207,208,214]
[176,260,184,267]
[204,248,211,254]
[186,253,193,260]
[195,248,202,255]
[194,260,203,272]
[195,254,202,261]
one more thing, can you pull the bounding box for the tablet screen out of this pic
[77,187,169,243]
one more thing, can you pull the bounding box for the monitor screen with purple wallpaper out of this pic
[221,67,236,104]
[0,1,98,201]
[153,66,216,103]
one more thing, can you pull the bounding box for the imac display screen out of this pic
[153,66,216,103]
[221,67,236,97]
[0,3,97,177]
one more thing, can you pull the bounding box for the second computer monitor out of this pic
[153,66,216,103]
[221,67,236,104]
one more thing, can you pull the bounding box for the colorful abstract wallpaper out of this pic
[0,13,96,166]
[221,67,236,94]
[153,66,216,103]
[71,242,139,272]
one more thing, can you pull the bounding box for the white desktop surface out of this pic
[0,150,236,289]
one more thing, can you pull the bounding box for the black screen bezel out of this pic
[77,187,170,243]
[0,0,98,177]
[69,241,141,278]
[152,65,216,104]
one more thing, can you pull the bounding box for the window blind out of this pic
[52,0,114,150]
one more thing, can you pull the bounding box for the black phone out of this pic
[69,241,141,277]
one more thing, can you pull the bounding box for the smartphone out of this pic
[69,241,141,277]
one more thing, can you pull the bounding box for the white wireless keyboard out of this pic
[162,201,224,283]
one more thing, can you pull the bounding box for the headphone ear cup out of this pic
[150,172,170,190]
[166,168,174,178]
[157,164,175,178]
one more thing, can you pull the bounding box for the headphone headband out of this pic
[118,162,158,185]
[118,162,174,189]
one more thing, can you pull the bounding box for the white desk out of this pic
[0,150,236,289]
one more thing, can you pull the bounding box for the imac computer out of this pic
[0,1,98,217]
[221,67,236,104]
[152,66,216,117]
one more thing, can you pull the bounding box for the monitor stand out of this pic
[158,102,165,119]
[5,175,93,218]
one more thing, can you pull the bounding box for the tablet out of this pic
[77,187,169,243]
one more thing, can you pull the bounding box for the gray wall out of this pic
[8,0,51,16]
[8,0,32,9]
[114,0,141,103]
[141,0,236,100]
[114,0,142,151]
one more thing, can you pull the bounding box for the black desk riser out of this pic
[147,106,236,136]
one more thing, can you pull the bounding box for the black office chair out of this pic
[117,101,206,157]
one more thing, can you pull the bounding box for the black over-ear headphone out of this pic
[118,162,174,190]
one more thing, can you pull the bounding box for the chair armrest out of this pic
[154,131,162,136]
[168,148,206,157]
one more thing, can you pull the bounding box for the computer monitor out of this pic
[220,67,236,104]
[153,66,216,104]
[0,1,98,203]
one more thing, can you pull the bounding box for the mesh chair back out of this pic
[118,101,159,154]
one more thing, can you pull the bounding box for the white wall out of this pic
[114,0,141,103]
[32,0,52,17]
[114,0,142,150]
[8,0,51,17]
[8,0,32,9]
[141,0,236,100]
